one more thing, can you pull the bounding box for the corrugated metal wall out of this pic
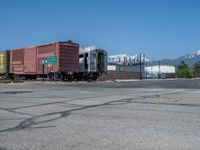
[59,43,79,73]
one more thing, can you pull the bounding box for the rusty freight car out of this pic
[10,41,79,80]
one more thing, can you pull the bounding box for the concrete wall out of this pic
[103,71,141,80]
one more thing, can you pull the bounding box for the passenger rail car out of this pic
[78,47,107,80]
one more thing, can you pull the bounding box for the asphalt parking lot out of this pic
[0,79,200,150]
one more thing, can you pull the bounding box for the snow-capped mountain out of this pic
[108,54,148,65]
[181,49,200,59]
[150,49,200,67]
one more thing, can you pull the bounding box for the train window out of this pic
[79,54,84,58]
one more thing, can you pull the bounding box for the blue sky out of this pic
[0,0,200,59]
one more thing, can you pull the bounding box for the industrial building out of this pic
[106,53,146,80]
[107,64,142,72]
[145,65,176,79]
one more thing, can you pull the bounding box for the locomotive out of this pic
[0,41,107,81]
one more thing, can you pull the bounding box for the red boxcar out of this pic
[24,47,37,73]
[10,41,79,80]
[10,48,25,74]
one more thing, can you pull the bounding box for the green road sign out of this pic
[43,56,57,64]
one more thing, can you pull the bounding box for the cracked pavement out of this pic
[0,79,200,150]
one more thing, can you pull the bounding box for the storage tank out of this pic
[0,50,10,76]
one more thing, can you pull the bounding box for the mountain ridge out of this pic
[151,49,200,67]
[108,50,200,67]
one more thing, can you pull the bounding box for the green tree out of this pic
[176,61,192,78]
[192,61,200,77]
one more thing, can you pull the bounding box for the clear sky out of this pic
[0,0,200,59]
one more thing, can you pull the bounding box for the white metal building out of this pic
[107,65,142,72]
[145,65,176,78]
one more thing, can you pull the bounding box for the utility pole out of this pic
[42,63,45,82]
[47,63,49,80]
[54,45,56,81]
[140,53,142,80]
[143,54,146,79]
[158,60,161,79]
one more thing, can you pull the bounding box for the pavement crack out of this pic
[0,108,34,116]
[0,92,196,133]
[0,91,33,95]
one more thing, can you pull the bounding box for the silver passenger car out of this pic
[78,46,107,80]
